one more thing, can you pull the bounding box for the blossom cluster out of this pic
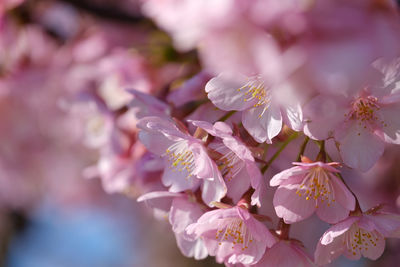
[132,0,400,266]
[2,0,400,266]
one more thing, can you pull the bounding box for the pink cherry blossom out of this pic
[186,205,276,265]
[206,72,302,143]
[270,160,355,224]
[137,116,227,206]
[304,58,400,171]
[191,120,263,207]
[315,210,400,265]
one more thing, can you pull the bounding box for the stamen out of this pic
[345,95,386,131]
[296,167,336,207]
[237,76,271,117]
[344,224,381,256]
[215,218,254,251]
[164,140,196,178]
[211,143,245,182]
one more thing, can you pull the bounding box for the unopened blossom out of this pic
[191,120,263,207]
[186,205,275,265]
[137,191,208,259]
[206,72,302,143]
[315,210,400,265]
[270,159,355,224]
[137,116,227,206]
[304,58,400,171]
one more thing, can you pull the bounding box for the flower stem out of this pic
[296,136,310,162]
[277,219,290,240]
[315,140,326,162]
[217,110,236,122]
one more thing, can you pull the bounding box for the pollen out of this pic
[215,218,253,251]
[345,95,385,130]
[165,140,196,178]
[296,167,336,207]
[344,224,381,256]
[211,143,245,182]
[237,76,271,117]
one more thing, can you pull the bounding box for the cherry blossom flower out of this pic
[206,72,302,143]
[270,159,355,224]
[304,58,400,171]
[186,205,275,265]
[191,120,263,207]
[137,116,227,206]
[315,210,400,265]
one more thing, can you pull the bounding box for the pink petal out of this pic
[175,233,208,260]
[360,231,385,260]
[365,212,400,237]
[137,130,174,156]
[335,122,385,171]
[162,165,201,192]
[137,191,183,202]
[242,104,282,144]
[314,234,346,265]
[136,191,178,215]
[237,207,276,248]
[139,116,187,140]
[273,184,316,224]
[223,136,254,162]
[127,89,170,118]
[376,103,400,144]
[330,174,356,211]
[315,200,351,224]
[190,120,233,137]
[257,241,315,267]
[292,161,341,173]
[225,168,251,204]
[214,121,234,135]
[246,162,262,189]
[205,73,255,111]
[303,94,348,140]
[320,216,359,245]
[169,197,204,235]
[269,166,307,187]
[191,142,219,180]
[201,170,227,206]
[281,101,303,132]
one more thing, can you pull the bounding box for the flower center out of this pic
[237,76,271,117]
[165,140,195,178]
[345,95,387,130]
[344,224,381,256]
[211,144,244,182]
[296,167,335,208]
[215,218,253,250]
